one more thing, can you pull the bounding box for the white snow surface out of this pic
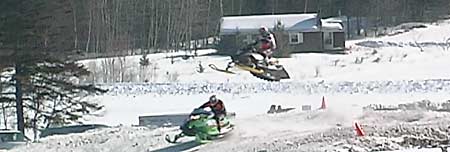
[11,20,450,152]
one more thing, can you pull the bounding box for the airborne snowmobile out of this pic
[165,108,234,144]
[209,42,290,81]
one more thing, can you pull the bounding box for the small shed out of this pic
[218,13,345,56]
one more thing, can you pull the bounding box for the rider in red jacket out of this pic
[258,26,277,63]
[198,95,227,132]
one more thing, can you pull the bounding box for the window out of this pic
[289,33,303,44]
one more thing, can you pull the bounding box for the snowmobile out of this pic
[165,108,234,144]
[209,42,290,81]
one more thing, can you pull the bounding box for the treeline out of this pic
[2,0,449,59]
[226,0,450,22]
[69,0,223,57]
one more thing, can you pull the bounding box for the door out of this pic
[323,32,334,50]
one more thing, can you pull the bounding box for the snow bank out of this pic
[100,79,450,96]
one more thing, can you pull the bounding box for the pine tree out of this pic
[139,54,151,82]
[0,0,99,134]
[139,54,150,67]
[0,60,107,137]
[22,61,106,139]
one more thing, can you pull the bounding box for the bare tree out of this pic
[86,4,93,54]
[70,0,79,50]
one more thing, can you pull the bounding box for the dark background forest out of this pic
[2,0,449,60]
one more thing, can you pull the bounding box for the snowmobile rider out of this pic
[198,95,227,132]
[257,26,277,64]
[224,26,276,71]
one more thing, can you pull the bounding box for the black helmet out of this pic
[209,95,218,103]
[259,26,268,32]
[259,26,269,35]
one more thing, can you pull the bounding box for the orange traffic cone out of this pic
[320,96,326,109]
[354,122,365,136]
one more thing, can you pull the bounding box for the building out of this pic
[218,13,345,56]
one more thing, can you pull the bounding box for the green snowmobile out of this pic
[165,108,234,144]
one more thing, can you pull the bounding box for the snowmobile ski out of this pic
[218,124,235,136]
[235,64,264,74]
[208,64,235,74]
[165,133,185,143]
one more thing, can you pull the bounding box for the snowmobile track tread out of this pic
[250,72,279,82]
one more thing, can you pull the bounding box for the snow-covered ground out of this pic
[79,22,450,83]
[11,20,450,152]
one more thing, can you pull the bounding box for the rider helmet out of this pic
[259,26,270,35]
[209,95,218,104]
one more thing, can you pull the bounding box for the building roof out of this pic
[220,13,343,35]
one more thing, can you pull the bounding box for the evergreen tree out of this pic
[0,0,101,135]
[23,61,106,139]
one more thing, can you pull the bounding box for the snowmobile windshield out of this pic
[190,115,201,120]
[191,108,214,117]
